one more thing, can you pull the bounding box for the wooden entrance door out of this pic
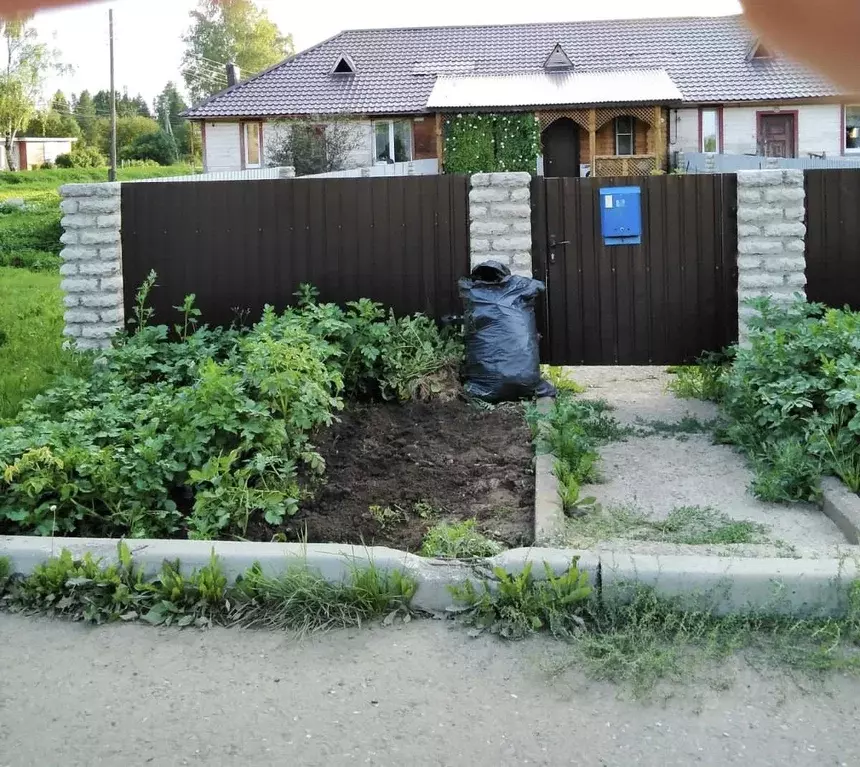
[759,113,796,158]
[542,118,581,178]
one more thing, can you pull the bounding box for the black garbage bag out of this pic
[459,260,556,402]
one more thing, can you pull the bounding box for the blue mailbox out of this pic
[599,186,642,246]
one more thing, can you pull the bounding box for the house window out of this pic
[846,106,860,152]
[615,116,635,156]
[374,120,413,163]
[244,122,261,167]
[700,108,722,153]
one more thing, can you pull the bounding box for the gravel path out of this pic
[564,367,847,550]
[2,615,860,767]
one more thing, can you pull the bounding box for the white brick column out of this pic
[736,169,806,342]
[59,183,124,350]
[469,172,533,277]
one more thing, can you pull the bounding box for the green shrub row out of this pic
[720,299,860,502]
[0,278,462,539]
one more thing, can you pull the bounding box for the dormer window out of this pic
[544,43,573,71]
[747,39,774,61]
[331,54,356,75]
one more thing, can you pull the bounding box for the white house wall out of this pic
[204,122,241,172]
[669,108,700,155]
[671,103,844,157]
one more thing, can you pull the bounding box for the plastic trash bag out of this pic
[459,260,555,402]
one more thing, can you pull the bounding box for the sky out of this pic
[33,0,742,109]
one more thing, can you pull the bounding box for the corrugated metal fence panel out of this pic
[533,174,738,365]
[121,176,470,328]
[682,152,860,174]
[805,169,860,310]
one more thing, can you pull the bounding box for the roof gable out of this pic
[544,43,574,71]
[185,15,841,119]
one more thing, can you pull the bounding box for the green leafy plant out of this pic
[554,461,599,515]
[449,559,592,640]
[541,366,586,395]
[721,299,860,498]
[140,551,228,627]
[443,113,541,174]
[420,520,503,558]
[368,504,405,531]
[667,350,732,402]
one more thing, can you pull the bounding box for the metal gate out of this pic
[531,174,738,365]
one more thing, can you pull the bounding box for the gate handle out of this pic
[548,235,570,264]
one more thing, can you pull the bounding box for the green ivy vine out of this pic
[443,113,541,174]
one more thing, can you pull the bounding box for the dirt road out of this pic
[1,615,858,766]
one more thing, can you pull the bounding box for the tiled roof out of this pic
[184,15,841,118]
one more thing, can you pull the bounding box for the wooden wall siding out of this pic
[532,174,738,364]
[121,176,470,328]
[413,117,438,159]
[805,169,860,310]
[578,118,651,164]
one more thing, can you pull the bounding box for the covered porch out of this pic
[538,106,667,177]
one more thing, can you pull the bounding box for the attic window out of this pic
[747,39,774,60]
[331,54,356,75]
[544,43,573,71]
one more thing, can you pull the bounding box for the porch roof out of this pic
[426,69,683,110]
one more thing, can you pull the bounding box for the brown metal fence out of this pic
[121,175,470,327]
[532,174,738,365]
[805,169,860,310]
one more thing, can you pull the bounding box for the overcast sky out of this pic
[33,0,742,109]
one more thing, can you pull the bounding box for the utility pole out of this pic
[108,8,117,182]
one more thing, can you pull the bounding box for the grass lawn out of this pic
[0,165,198,271]
[0,267,90,421]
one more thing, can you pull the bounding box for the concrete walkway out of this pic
[1,615,859,766]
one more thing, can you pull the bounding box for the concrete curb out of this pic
[3,536,859,618]
[533,397,566,545]
[821,477,860,545]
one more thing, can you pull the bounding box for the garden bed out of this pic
[260,399,535,550]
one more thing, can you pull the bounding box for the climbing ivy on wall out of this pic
[443,113,541,174]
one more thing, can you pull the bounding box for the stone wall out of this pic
[736,169,807,342]
[59,183,124,350]
[469,172,533,277]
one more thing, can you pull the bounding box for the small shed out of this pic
[1,137,78,171]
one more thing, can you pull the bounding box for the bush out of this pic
[121,158,161,168]
[55,145,106,168]
[122,130,178,166]
[0,277,464,539]
[40,160,55,170]
[722,299,860,499]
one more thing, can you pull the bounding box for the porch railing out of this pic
[593,155,658,177]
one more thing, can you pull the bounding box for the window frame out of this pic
[243,121,263,169]
[845,105,860,154]
[698,107,723,153]
[372,119,413,164]
[614,116,635,156]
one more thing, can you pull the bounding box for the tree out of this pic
[98,114,160,157]
[23,108,80,137]
[50,89,70,114]
[181,0,293,103]
[155,81,190,156]
[0,17,66,169]
[74,90,100,145]
[92,90,151,119]
[123,130,178,165]
[267,119,363,176]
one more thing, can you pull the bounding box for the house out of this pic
[184,15,856,177]
[0,137,78,171]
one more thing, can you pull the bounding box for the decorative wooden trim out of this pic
[756,109,800,158]
[538,109,591,132]
[200,122,208,172]
[588,108,597,169]
[435,113,443,168]
[238,121,246,170]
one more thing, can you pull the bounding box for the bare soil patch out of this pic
[254,399,534,551]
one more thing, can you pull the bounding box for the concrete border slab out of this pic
[821,476,860,545]
[533,397,566,545]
